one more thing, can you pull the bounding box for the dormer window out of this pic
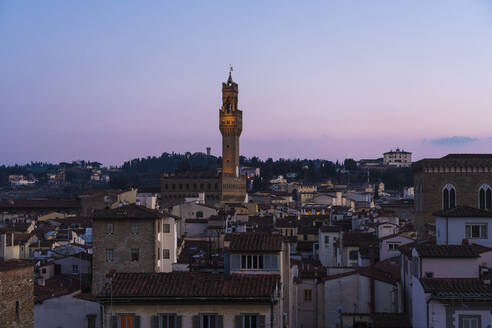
[442,184,456,210]
[241,255,264,270]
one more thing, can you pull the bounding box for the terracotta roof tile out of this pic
[433,206,492,218]
[415,244,482,258]
[342,232,378,247]
[99,272,279,299]
[421,278,492,298]
[94,204,162,219]
[229,233,283,252]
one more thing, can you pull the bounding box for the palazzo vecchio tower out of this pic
[219,69,246,202]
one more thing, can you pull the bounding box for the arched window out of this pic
[442,184,456,210]
[478,184,492,209]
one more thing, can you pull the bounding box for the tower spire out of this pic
[228,64,234,84]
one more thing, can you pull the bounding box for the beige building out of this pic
[91,204,178,294]
[383,148,412,167]
[97,272,279,328]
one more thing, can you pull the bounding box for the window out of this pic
[154,313,179,328]
[131,248,139,262]
[200,314,220,328]
[42,268,46,274]
[442,184,456,210]
[132,223,139,235]
[349,250,358,261]
[388,243,399,251]
[239,314,263,328]
[15,300,19,317]
[163,249,170,259]
[87,314,97,328]
[72,264,79,274]
[465,224,488,239]
[158,247,161,260]
[324,235,329,247]
[105,248,113,262]
[196,211,204,218]
[459,315,481,328]
[478,184,492,209]
[112,314,138,328]
[240,255,264,269]
[106,223,114,235]
[304,289,312,301]
[163,224,170,233]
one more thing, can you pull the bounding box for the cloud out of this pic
[423,136,478,146]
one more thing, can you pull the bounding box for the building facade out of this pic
[383,148,412,167]
[91,205,177,294]
[413,154,492,234]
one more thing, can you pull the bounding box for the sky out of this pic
[1,1,492,166]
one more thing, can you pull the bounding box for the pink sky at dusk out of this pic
[1,1,492,165]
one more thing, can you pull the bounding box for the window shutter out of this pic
[234,315,243,328]
[264,254,272,270]
[134,316,141,328]
[151,316,159,328]
[259,315,266,328]
[111,316,117,328]
[192,315,200,328]
[271,254,279,270]
[217,315,224,328]
[231,254,241,270]
[176,315,183,328]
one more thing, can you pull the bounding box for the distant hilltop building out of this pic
[161,70,246,206]
[383,148,412,167]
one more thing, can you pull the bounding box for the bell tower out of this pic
[219,67,246,203]
[219,68,242,176]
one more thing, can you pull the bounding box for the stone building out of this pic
[413,154,492,234]
[0,259,34,328]
[161,71,246,207]
[91,204,178,294]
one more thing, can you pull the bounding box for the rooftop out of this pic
[228,233,283,252]
[99,272,279,299]
[421,278,492,298]
[415,244,488,258]
[94,204,163,220]
[0,259,33,272]
[433,206,492,218]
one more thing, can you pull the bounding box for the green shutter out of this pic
[151,315,159,328]
[264,254,272,270]
[259,315,266,328]
[231,254,241,270]
[271,254,279,270]
[110,316,117,328]
[192,315,200,328]
[235,315,243,328]
[217,315,224,328]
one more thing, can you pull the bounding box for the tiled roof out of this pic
[421,278,492,298]
[0,259,33,272]
[229,233,283,252]
[433,206,492,218]
[94,204,162,219]
[342,232,378,247]
[415,244,482,258]
[413,154,492,171]
[0,199,80,209]
[99,272,279,299]
[35,275,88,303]
[275,217,297,228]
[358,257,400,284]
[14,233,31,245]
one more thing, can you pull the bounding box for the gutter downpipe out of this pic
[426,296,434,328]
[270,294,274,328]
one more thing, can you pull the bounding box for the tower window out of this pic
[442,184,456,210]
[478,184,492,209]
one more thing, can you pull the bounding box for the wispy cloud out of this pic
[423,136,478,145]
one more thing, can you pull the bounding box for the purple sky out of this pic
[1,1,492,165]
